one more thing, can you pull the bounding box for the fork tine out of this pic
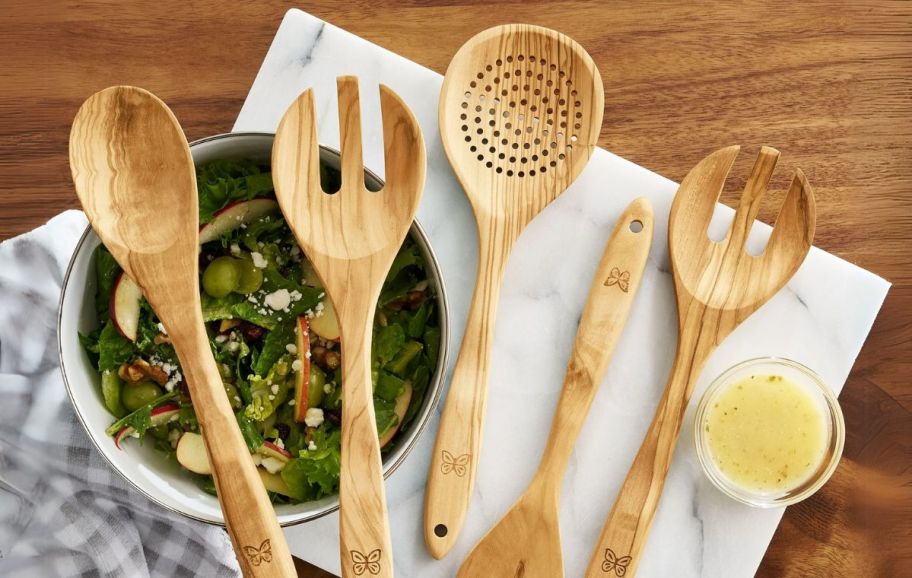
[726,146,780,249]
[380,84,426,202]
[337,76,366,193]
[670,145,740,244]
[273,88,322,196]
[762,168,817,269]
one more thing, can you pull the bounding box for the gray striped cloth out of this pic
[0,211,241,577]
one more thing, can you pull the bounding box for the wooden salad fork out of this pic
[69,86,296,577]
[584,146,816,578]
[272,77,426,578]
[458,198,653,578]
[426,24,604,558]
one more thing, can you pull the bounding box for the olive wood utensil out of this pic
[272,77,425,578]
[457,198,654,578]
[425,24,604,558]
[69,86,296,577]
[585,146,816,578]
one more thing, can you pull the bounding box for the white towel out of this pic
[0,211,241,577]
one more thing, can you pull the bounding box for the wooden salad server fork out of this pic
[584,146,816,578]
[458,198,654,578]
[69,86,296,577]
[272,77,426,578]
[426,24,604,558]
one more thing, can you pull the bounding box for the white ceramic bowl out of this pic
[58,132,449,526]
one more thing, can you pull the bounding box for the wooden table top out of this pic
[2,1,909,576]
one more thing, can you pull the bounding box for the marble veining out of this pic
[235,9,890,577]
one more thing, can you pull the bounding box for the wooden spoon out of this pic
[272,77,425,578]
[426,24,604,558]
[457,198,654,578]
[585,146,816,578]
[69,86,296,577]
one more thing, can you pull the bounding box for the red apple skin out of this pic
[259,440,293,460]
[113,403,180,449]
[293,316,312,422]
[109,272,143,341]
[198,198,280,245]
[380,383,413,449]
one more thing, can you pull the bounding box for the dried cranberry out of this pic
[238,321,265,341]
[275,423,291,441]
[325,409,342,426]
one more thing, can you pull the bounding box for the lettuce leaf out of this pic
[281,426,342,500]
[97,320,135,372]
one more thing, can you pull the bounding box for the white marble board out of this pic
[234,9,890,577]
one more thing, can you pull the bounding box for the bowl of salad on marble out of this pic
[58,132,449,526]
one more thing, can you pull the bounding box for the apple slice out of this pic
[198,198,280,245]
[258,467,294,497]
[110,272,143,341]
[258,440,292,461]
[293,316,312,422]
[113,402,179,449]
[175,431,212,475]
[309,299,340,341]
[379,383,413,449]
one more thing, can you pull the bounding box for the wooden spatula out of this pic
[426,24,605,558]
[69,86,296,577]
[585,146,816,578]
[272,77,426,578]
[457,198,653,578]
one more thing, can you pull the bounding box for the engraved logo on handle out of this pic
[440,450,470,477]
[604,267,630,292]
[351,549,382,576]
[601,548,631,576]
[243,539,272,566]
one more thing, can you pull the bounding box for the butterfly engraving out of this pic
[351,548,382,576]
[601,548,632,576]
[243,539,272,567]
[440,450,470,477]
[604,267,630,292]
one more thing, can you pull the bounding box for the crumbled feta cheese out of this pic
[290,245,300,257]
[157,322,168,335]
[270,383,279,395]
[287,399,295,406]
[251,453,263,466]
[215,334,227,343]
[261,456,286,474]
[230,243,241,255]
[164,371,182,392]
[285,343,297,355]
[318,292,325,299]
[250,251,268,269]
[247,295,258,303]
[291,359,303,372]
[289,290,302,301]
[226,341,239,352]
[305,350,311,360]
[168,428,181,448]
[413,280,429,292]
[323,383,332,394]
[268,394,275,401]
[275,438,285,449]
[307,441,317,451]
[304,408,324,428]
[130,431,140,438]
[314,302,325,313]
[264,289,291,311]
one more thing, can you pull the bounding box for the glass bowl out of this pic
[693,357,845,508]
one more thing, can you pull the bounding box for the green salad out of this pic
[80,158,440,503]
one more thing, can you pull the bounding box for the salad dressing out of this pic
[705,374,827,493]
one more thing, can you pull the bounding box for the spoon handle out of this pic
[537,199,653,486]
[583,314,715,578]
[424,217,514,559]
[166,311,296,577]
[335,289,394,578]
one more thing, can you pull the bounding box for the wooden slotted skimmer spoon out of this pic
[69,86,296,577]
[425,24,604,558]
[272,77,426,578]
[585,146,816,578]
[458,198,654,578]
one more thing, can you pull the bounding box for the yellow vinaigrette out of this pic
[705,374,827,493]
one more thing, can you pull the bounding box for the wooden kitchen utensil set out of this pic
[69,22,815,578]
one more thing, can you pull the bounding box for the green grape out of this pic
[234,255,264,294]
[308,365,326,408]
[202,256,242,298]
[122,381,164,411]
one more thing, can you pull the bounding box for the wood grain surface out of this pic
[1,1,909,577]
